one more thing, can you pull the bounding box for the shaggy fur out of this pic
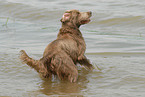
[20,9,93,82]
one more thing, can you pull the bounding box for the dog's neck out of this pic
[61,21,81,29]
[57,24,83,38]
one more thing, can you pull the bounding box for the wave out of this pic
[96,16,145,27]
[1,0,145,27]
[0,1,63,22]
[86,52,145,56]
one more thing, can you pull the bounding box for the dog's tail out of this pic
[20,50,41,72]
[20,50,51,78]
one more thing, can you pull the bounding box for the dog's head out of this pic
[61,9,92,28]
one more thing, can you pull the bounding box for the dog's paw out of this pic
[78,55,84,60]
[69,75,78,83]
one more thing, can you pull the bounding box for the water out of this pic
[0,0,145,96]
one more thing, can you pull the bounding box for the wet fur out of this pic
[20,10,93,82]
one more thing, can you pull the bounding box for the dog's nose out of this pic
[88,11,92,16]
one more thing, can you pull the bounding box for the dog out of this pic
[20,9,93,82]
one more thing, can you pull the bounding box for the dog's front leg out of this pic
[77,43,86,60]
[77,55,94,70]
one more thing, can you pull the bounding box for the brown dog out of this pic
[20,9,93,82]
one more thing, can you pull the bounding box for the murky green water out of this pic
[0,0,145,96]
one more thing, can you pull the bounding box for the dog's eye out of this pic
[77,12,80,14]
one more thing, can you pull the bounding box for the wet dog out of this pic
[20,9,93,82]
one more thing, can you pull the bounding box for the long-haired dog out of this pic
[20,9,93,82]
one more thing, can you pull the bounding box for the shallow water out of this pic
[0,0,145,96]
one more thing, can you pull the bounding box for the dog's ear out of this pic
[60,13,71,23]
